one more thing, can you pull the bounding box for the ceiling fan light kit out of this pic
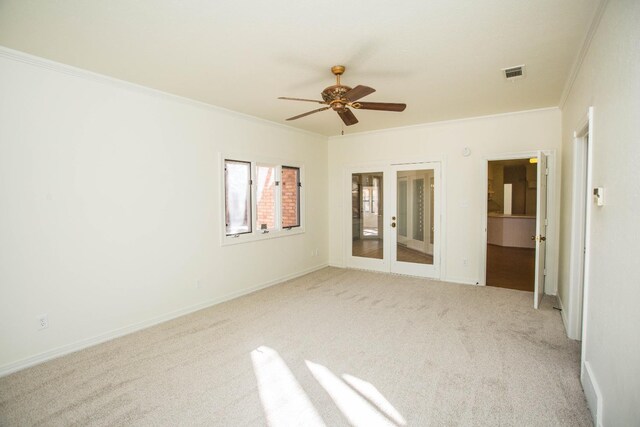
[279,65,406,126]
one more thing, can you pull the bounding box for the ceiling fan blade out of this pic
[344,85,376,102]
[278,97,326,104]
[338,108,359,126]
[286,106,330,121]
[352,102,406,112]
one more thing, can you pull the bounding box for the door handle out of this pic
[391,222,396,228]
[531,235,547,242]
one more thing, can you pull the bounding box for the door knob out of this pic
[540,236,546,241]
[531,235,536,241]
[391,222,396,228]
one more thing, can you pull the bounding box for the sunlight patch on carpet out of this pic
[306,360,402,426]
[342,373,406,426]
[251,346,325,427]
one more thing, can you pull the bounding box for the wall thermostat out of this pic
[593,187,605,206]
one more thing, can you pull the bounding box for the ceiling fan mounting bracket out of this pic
[331,65,346,76]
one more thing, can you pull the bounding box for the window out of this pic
[225,160,252,235]
[281,166,300,228]
[223,157,303,243]
[256,164,277,231]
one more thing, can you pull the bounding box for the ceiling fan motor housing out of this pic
[322,85,352,111]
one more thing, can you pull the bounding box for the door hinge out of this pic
[543,268,547,276]
[545,168,549,175]
[544,218,548,226]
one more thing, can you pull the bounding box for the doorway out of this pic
[347,162,441,279]
[482,152,550,309]
[486,158,538,292]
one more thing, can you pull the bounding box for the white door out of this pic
[388,163,440,278]
[346,168,387,273]
[346,163,441,279]
[533,152,548,309]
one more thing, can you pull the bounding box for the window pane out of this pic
[281,166,300,228]
[351,172,383,259]
[225,160,251,235]
[256,165,276,230]
[398,180,407,237]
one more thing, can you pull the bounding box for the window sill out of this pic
[221,227,305,246]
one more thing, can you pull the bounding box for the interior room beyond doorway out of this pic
[486,159,537,291]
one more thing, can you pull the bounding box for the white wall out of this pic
[327,108,561,287]
[558,0,640,424]
[0,49,328,374]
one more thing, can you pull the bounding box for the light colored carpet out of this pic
[0,267,592,426]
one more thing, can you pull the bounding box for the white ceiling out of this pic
[0,0,601,136]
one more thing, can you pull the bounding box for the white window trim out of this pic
[220,153,305,246]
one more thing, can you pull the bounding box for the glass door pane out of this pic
[351,172,383,259]
[398,179,408,241]
[395,170,434,265]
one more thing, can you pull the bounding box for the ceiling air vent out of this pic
[502,65,525,80]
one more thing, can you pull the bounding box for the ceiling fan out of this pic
[278,65,406,126]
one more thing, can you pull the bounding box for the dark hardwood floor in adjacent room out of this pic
[486,244,535,292]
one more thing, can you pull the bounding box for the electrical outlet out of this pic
[37,314,49,330]
[462,258,468,267]
[314,248,319,257]
[196,279,202,289]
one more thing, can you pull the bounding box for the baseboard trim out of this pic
[557,294,571,337]
[0,263,328,377]
[582,360,603,427]
[444,276,478,286]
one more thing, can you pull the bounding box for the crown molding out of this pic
[328,107,560,140]
[0,46,325,140]
[559,0,609,109]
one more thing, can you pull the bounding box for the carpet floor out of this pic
[0,267,592,426]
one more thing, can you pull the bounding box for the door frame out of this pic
[479,150,558,299]
[567,110,593,341]
[343,158,445,279]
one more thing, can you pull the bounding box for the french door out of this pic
[346,162,441,279]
